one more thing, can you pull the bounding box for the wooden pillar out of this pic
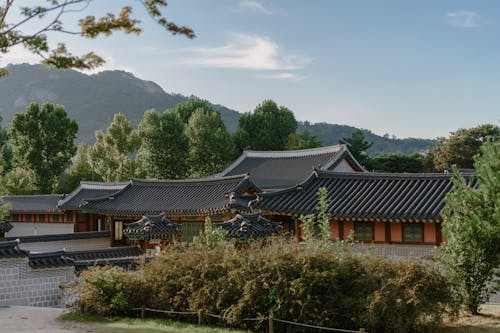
[338,220,344,240]
[109,216,115,247]
[385,220,391,244]
[436,222,442,245]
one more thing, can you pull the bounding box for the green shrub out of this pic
[74,240,459,332]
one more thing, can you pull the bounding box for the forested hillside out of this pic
[0,64,434,155]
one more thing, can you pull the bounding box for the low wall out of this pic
[18,237,110,253]
[6,223,74,237]
[0,257,74,307]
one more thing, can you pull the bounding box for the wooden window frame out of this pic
[402,223,424,243]
[354,221,374,241]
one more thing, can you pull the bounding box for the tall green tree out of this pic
[427,124,499,172]
[0,1,194,77]
[339,130,373,165]
[234,100,297,153]
[186,108,234,177]
[3,166,38,195]
[10,102,78,193]
[286,130,322,150]
[169,98,212,124]
[138,109,189,179]
[60,143,100,193]
[88,113,143,182]
[0,115,12,174]
[440,140,500,314]
[365,153,424,173]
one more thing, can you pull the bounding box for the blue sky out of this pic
[2,0,499,139]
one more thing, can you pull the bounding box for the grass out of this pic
[59,311,250,333]
[439,304,500,333]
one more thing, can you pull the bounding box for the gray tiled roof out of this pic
[217,145,364,190]
[257,170,472,220]
[0,220,13,233]
[2,195,62,213]
[63,246,143,261]
[124,213,181,241]
[82,175,259,216]
[28,251,74,269]
[216,213,282,239]
[58,181,128,209]
[0,240,28,258]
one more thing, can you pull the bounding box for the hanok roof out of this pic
[215,213,282,239]
[28,251,74,269]
[0,240,28,259]
[257,170,470,221]
[63,246,143,261]
[0,220,13,233]
[2,195,62,213]
[216,145,365,190]
[124,213,181,241]
[81,174,259,216]
[58,181,128,210]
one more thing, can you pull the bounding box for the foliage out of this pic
[301,187,332,242]
[170,98,213,124]
[3,165,38,195]
[427,124,499,172]
[10,102,78,193]
[60,143,101,193]
[193,217,228,248]
[0,115,12,174]
[339,130,373,165]
[440,140,500,314]
[186,108,234,177]
[234,100,297,153]
[137,109,189,179]
[285,130,322,150]
[75,241,460,332]
[88,113,143,182]
[0,1,194,77]
[366,153,424,173]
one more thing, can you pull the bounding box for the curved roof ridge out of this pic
[130,173,250,185]
[315,169,457,179]
[4,194,62,198]
[80,181,129,188]
[243,144,344,158]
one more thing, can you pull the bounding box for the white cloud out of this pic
[256,72,307,82]
[446,10,480,28]
[0,45,40,67]
[236,1,272,15]
[179,33,311,73]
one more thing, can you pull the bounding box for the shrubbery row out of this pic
[75,240,460,333]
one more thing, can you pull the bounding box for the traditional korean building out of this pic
[123,213,181,250]
[2,195,72,236]
[216,144,365,190]
[215,213,282,240]
[58,181,127,232]
[256,170,471,246]
[81,175,260,246]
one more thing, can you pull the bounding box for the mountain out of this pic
[0,64,434,155]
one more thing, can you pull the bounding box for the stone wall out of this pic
[0,257,74,307]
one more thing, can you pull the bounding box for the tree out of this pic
[440,140,500,314]
[0,1,194,77]
[60,143,100,193]
[186,108,234,177]
[88,113,142,182]
[427,124,499,172]
[169,98,211,124]
[10,102,78,193]
[339,130,373,165]
[0,115,12,174]
[3,165,38,195]
[234,100,297,153]
[301,187,331,242]
[365,153,424,173]
[137,109,189,179]
[286,130,322,150]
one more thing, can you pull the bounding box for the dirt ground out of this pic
[0,306,99,333]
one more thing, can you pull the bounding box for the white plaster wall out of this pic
[6,223,74,237]
[18,237,110,253]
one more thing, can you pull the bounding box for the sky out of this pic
[1,0,499,139]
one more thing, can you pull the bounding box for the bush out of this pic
[75,240,459,332]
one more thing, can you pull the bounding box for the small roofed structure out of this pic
[124,213,181,250]
[0,220,13,237]
[216,213,282,240]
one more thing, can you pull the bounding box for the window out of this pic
[403,224,423,242]
[67,212,73,222]
[115,221,123,241]
[182,222,202,242]
[12,214,19,221]
[53,214,59,222]
[354,222,373,241]
[39,214,45,222]
[25,214,32,222]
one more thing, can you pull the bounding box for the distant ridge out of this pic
[0,64,435,155]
